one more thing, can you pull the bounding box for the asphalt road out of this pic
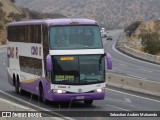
[0,40,160,120]
[103,30,160,82]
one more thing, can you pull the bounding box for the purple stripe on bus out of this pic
[49,92,105,102]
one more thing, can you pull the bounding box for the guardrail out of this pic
[106,73,160,97]
[110,32,160,96]
[116,33,160,64]
[123,44,160,64]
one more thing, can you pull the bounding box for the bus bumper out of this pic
[51,92,105,102]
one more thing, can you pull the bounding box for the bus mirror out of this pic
[46,55,52,71]
[106,53,112,70]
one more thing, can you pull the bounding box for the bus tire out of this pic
[84,100,93,105]
[13,74,16,86]
[39,84,48,104]
[15,75,24,95]
[15,78,19,94]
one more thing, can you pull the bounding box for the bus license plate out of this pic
[76,96,85,99]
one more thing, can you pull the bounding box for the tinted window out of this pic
[50,25,102,49]
[51,55,105,85]
[19,56,42,76]
[8,25,42,43]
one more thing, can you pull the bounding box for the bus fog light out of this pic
[54,90,66,94]
[96,88,102,93]
[57,90,63,94]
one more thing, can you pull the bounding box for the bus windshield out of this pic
[49,25,102,49]
[51,55,105,85]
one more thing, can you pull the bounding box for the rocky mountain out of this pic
[0,0,65,45]
[15,0,160,29]
[0,0,28,44]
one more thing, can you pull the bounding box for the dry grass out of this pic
[1,0,22,15]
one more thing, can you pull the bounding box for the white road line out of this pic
[124,98,132,103]
[112,67,120,70]
[127,74,147,80]
[105,104,130,111]
[0,90,74,120]
[113,67,124,70]
[106,88,160,103]
[119,64,127,66]
[139,69,153,73]
[105,98,125,103]
[107,70,116,72]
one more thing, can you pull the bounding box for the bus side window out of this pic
[19,56,42,76]
[35,25,41,43]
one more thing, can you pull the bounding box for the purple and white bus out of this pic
[7,18,112,105]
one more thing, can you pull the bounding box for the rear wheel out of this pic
[84,100,93,105]
[15,79,19,94]
[15,76,24,95]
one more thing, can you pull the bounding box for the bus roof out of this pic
[8,18,98,27]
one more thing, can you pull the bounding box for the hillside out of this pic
[125,19,160,55]
[0,0,65,45]
[0,0,27,45]
[15,0,160,29]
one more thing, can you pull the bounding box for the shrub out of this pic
[124,21,142,37]
[141,32,160,54]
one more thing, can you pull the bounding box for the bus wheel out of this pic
[39,84,48,104]
[15,79,19,94]
[15,76,24,95]
[84,100,93,105]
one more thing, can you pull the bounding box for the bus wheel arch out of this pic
[39,82,48,104]
[39,82,43,97]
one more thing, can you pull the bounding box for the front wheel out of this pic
[39,85,48,104]
[84,100,93,105]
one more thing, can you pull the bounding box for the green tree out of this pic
[124,21,142,37]
[141,32,160,54]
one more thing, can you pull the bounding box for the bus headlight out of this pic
[96,88,102,93]
[53,89,66,94]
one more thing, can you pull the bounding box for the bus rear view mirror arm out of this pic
[46,54,52,71]
[105,53,112,70]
